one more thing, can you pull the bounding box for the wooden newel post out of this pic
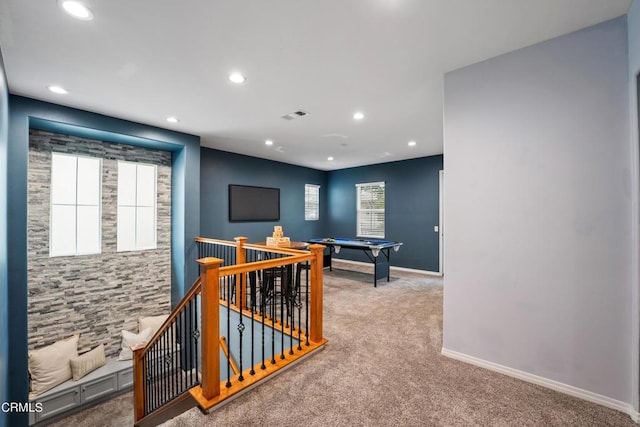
[234,236,248,309]
[133,346,145,422]
[309,244,325,343]
[197,257,224,400]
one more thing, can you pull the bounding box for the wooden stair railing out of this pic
[133,237,328,425]
[133,275,203,424]
[191,242,327,411]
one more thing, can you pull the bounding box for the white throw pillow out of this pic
[138,314,168,337]
[28,334,79,398]
[118,328,152,361]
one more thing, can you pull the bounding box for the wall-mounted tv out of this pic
[229,184,280,222]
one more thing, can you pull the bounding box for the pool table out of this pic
[306,238,403,287]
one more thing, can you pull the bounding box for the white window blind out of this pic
[117,161,157,252]
[356,181,385,238]
[50,153,102,256]
[305,184,320,221]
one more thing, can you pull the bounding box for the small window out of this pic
[117,161,157,252]
[50,153,102,256]
[356,181,385,238]
[305,184,320,221]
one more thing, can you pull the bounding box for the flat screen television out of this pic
[229,184,280,222]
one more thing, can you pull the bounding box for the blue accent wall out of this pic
[200,148,327,243]
[326,156,443,271]
[6,96,200,426]
[0,48,9,427]
[200,148,443,273]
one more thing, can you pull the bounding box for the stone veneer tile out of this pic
[28,130,172,357]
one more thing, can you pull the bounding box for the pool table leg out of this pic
[372,251,390,287]
[374,260,377,287]
[386,249,391,282]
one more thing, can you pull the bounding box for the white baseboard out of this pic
[331,258,443,277]
[441,348,639,423]
[393,265,443,277]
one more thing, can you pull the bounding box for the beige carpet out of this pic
[52,265,636,426]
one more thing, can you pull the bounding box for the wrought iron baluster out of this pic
[178,311,184,392]
[237,272,245,382]
[271,268,276,364]
[177,320,182,394]
[173,321,178,396]
[305,261,310,346]
[187,299,193,386]
[150,352,155,415]
[280,266,286,360]
[289,264,295,355]
[249,271,256,375]
[181,312,186,392]
[193,296,200,385]
[261,268,267,370]
[165,325,171,400]
[158,338,163,409]
[144,352,150,415]
[154,334,158,411]
[161,332,165,406]
[169,325,173,398]
[226,276,232,388]
[297,262,305,350]
[149,344,155,412]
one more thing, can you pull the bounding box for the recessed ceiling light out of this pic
[353,112,365,120]
[47,85,68,94]
[59,1,94,20]
[166,116,179,123]
[327,156,334,161]
[265,139,274,146]
[408,141,417,147]
[229,72,246,84]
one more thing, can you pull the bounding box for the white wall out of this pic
[442,16,634,412]
[627,0,640,414]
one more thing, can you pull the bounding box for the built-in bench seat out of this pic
[28,358,132,425]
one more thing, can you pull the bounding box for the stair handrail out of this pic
[196,243,325,402]
[133,275,203,422]
[133,237,327,424]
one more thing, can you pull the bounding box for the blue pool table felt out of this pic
[307,238,401,248]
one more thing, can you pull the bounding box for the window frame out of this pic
[49,152,103,257]
[356,181,385,239]
[116,160,158,252]
[304,184,320,221]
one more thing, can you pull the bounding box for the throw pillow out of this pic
[118,328,152,361]
[70,344,106,381]
[138,314,168,337]
[28,334,79,398]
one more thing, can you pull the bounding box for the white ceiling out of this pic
[0,0,632,170]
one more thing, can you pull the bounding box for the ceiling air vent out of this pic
[281,110,309,120]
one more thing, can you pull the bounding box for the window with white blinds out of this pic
[305,184,320,221]
[50,153,102,256]
[356,181,385,238]
[117,161,157,251]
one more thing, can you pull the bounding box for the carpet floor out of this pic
[51,264,636,426]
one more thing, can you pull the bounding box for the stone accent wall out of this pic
[28,130,172,357]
